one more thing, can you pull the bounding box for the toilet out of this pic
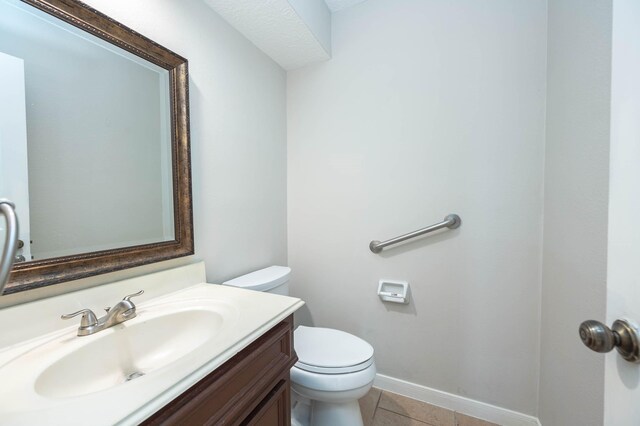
[223,266,376,426]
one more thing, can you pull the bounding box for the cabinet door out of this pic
[242,379,290,426]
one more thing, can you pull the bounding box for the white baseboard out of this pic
[373,374,541,426]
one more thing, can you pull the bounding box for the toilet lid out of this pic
[294,326,374,373]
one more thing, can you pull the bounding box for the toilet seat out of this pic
[294,326,374,374]
[291,361,376,393]
[295,357,375,374]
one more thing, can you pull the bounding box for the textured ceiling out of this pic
[324,0,368,12]
[203,0,330,70]
[203,0,368,70]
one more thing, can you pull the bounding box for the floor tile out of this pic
[378,391,455,426]
[359,387,382,426]
[372,408,431,426]
[455,412,499,426]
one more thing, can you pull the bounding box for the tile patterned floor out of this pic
[358,388,499,426]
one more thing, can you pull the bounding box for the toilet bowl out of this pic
[291,326,376,426]
[223,266,376,426]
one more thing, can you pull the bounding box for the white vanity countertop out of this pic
[0,263,304,425]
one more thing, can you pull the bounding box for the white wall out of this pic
[605,1,640,424]
[0,0,287,305]
[288,0,547,415]
[539,1,612,425]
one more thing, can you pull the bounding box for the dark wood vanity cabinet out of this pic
[142,315,296,426]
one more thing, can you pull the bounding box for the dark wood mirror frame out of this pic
[4,0,194,295]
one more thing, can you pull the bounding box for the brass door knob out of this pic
[579,319,640,363]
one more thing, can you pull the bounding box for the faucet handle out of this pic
[61,309,98,328]
[123,290,144,303]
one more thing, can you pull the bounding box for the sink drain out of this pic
[125,371,145,381]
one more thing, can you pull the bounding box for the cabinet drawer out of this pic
[143,315,295,426]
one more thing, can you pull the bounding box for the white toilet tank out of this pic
[222,266,291,296]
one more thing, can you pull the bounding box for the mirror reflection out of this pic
[0,0,175,262]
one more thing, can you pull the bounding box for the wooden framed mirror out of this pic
[1,0,193,294]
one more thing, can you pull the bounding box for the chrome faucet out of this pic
[61,290,144,336]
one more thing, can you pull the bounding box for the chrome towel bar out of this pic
[369,214,461,253]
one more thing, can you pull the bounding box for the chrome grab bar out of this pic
[369,214,461,253]
[0,199,19,295]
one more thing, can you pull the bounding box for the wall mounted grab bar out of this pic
[0,199,19,295]
[369,214,461,253]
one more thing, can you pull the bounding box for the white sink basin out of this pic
[0,292,239,414]
[35,308,224,399]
